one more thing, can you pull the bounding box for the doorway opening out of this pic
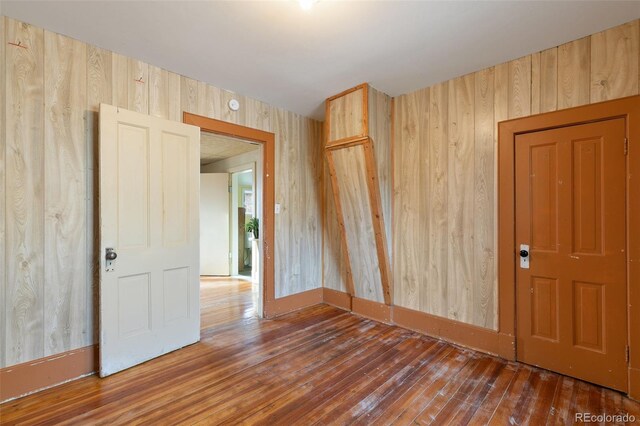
[185,113,276,319]
[199,130,261,315]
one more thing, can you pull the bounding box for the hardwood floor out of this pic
[1,277,639,425]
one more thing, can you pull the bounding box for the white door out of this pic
[99,104,200,377]
[200,173,230,275]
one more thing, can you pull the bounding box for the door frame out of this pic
[497,95,640,398]
[184,113,276,318]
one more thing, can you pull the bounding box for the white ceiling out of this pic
[3,1,639,120]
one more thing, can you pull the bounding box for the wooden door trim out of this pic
[497,95,640,398]
[183,113,278,317]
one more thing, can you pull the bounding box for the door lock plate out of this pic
[520,244,530,269]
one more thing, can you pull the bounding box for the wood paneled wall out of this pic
[393,19,640,330]
[0,16,323,368]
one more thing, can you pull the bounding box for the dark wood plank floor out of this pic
[1,278,639,425]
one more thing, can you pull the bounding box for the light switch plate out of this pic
[275,203,281,214]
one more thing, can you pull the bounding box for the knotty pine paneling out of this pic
[5,18,45,366]
[392,18,640,330]
[531,48,558,114]
[322,160,349,293]
[558,37,591,109]
[331,145,384,303]
[392,88,429,312]
[327,87,365,142]
[0,15,6,368]
[473,67,496,328]
[446,74,475,324]
[591,20,639,103]
[86,44,112,345]
[43,31,88,355]
[1,16,323,368]
[368,86,392,257]
[426,81,449,319]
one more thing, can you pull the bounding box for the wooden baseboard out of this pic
[0,345,97,403]
[392,305,514,359]
[265,287,323,318]
[352,297,392,323]
[320,290,514,360]
[322,288,352,310]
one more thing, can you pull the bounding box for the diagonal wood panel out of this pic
[329,145,383,303]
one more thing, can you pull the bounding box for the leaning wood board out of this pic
[329,145,384,303]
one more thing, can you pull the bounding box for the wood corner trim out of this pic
[0,345,97,403]
[351,297,392,324]
[322,288,352,311]
[265,288,323,318]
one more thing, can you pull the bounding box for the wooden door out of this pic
[99,104,201,377]
[200,173,230,276]
[515,118,627,391]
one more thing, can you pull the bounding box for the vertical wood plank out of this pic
[86,45,112,346]
[44,31,87,355]
[473,68,495,329]
[197,81,219,119]
[180,76,198,114]
[508,56,532,119]
[5,18,45,365]
[323,159,348,292]
[368,86,392,258]
[243,97,272,132]
[427,81,449,318]
[558,37,591,109]
[111,53,128,108]
[591,20,639,102]
[127,58,148,113]
[0,15,6,368]
[392,89,429,311]
[167,72,181,122]
[532,48,558,114]
[447,74,475,323]
[148,65,169,119]
[531,52,541,115]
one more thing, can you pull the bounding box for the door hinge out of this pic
[624,138,628,156]
[626,345,630,363]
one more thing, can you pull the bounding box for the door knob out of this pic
[520,249,529,258]
[106,248,118,260]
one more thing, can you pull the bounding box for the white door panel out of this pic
[99,104,200,377]
[200,173,230,275]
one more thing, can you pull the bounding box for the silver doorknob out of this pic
[106,248,118,261]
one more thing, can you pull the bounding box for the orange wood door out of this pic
[515,118,627,391]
